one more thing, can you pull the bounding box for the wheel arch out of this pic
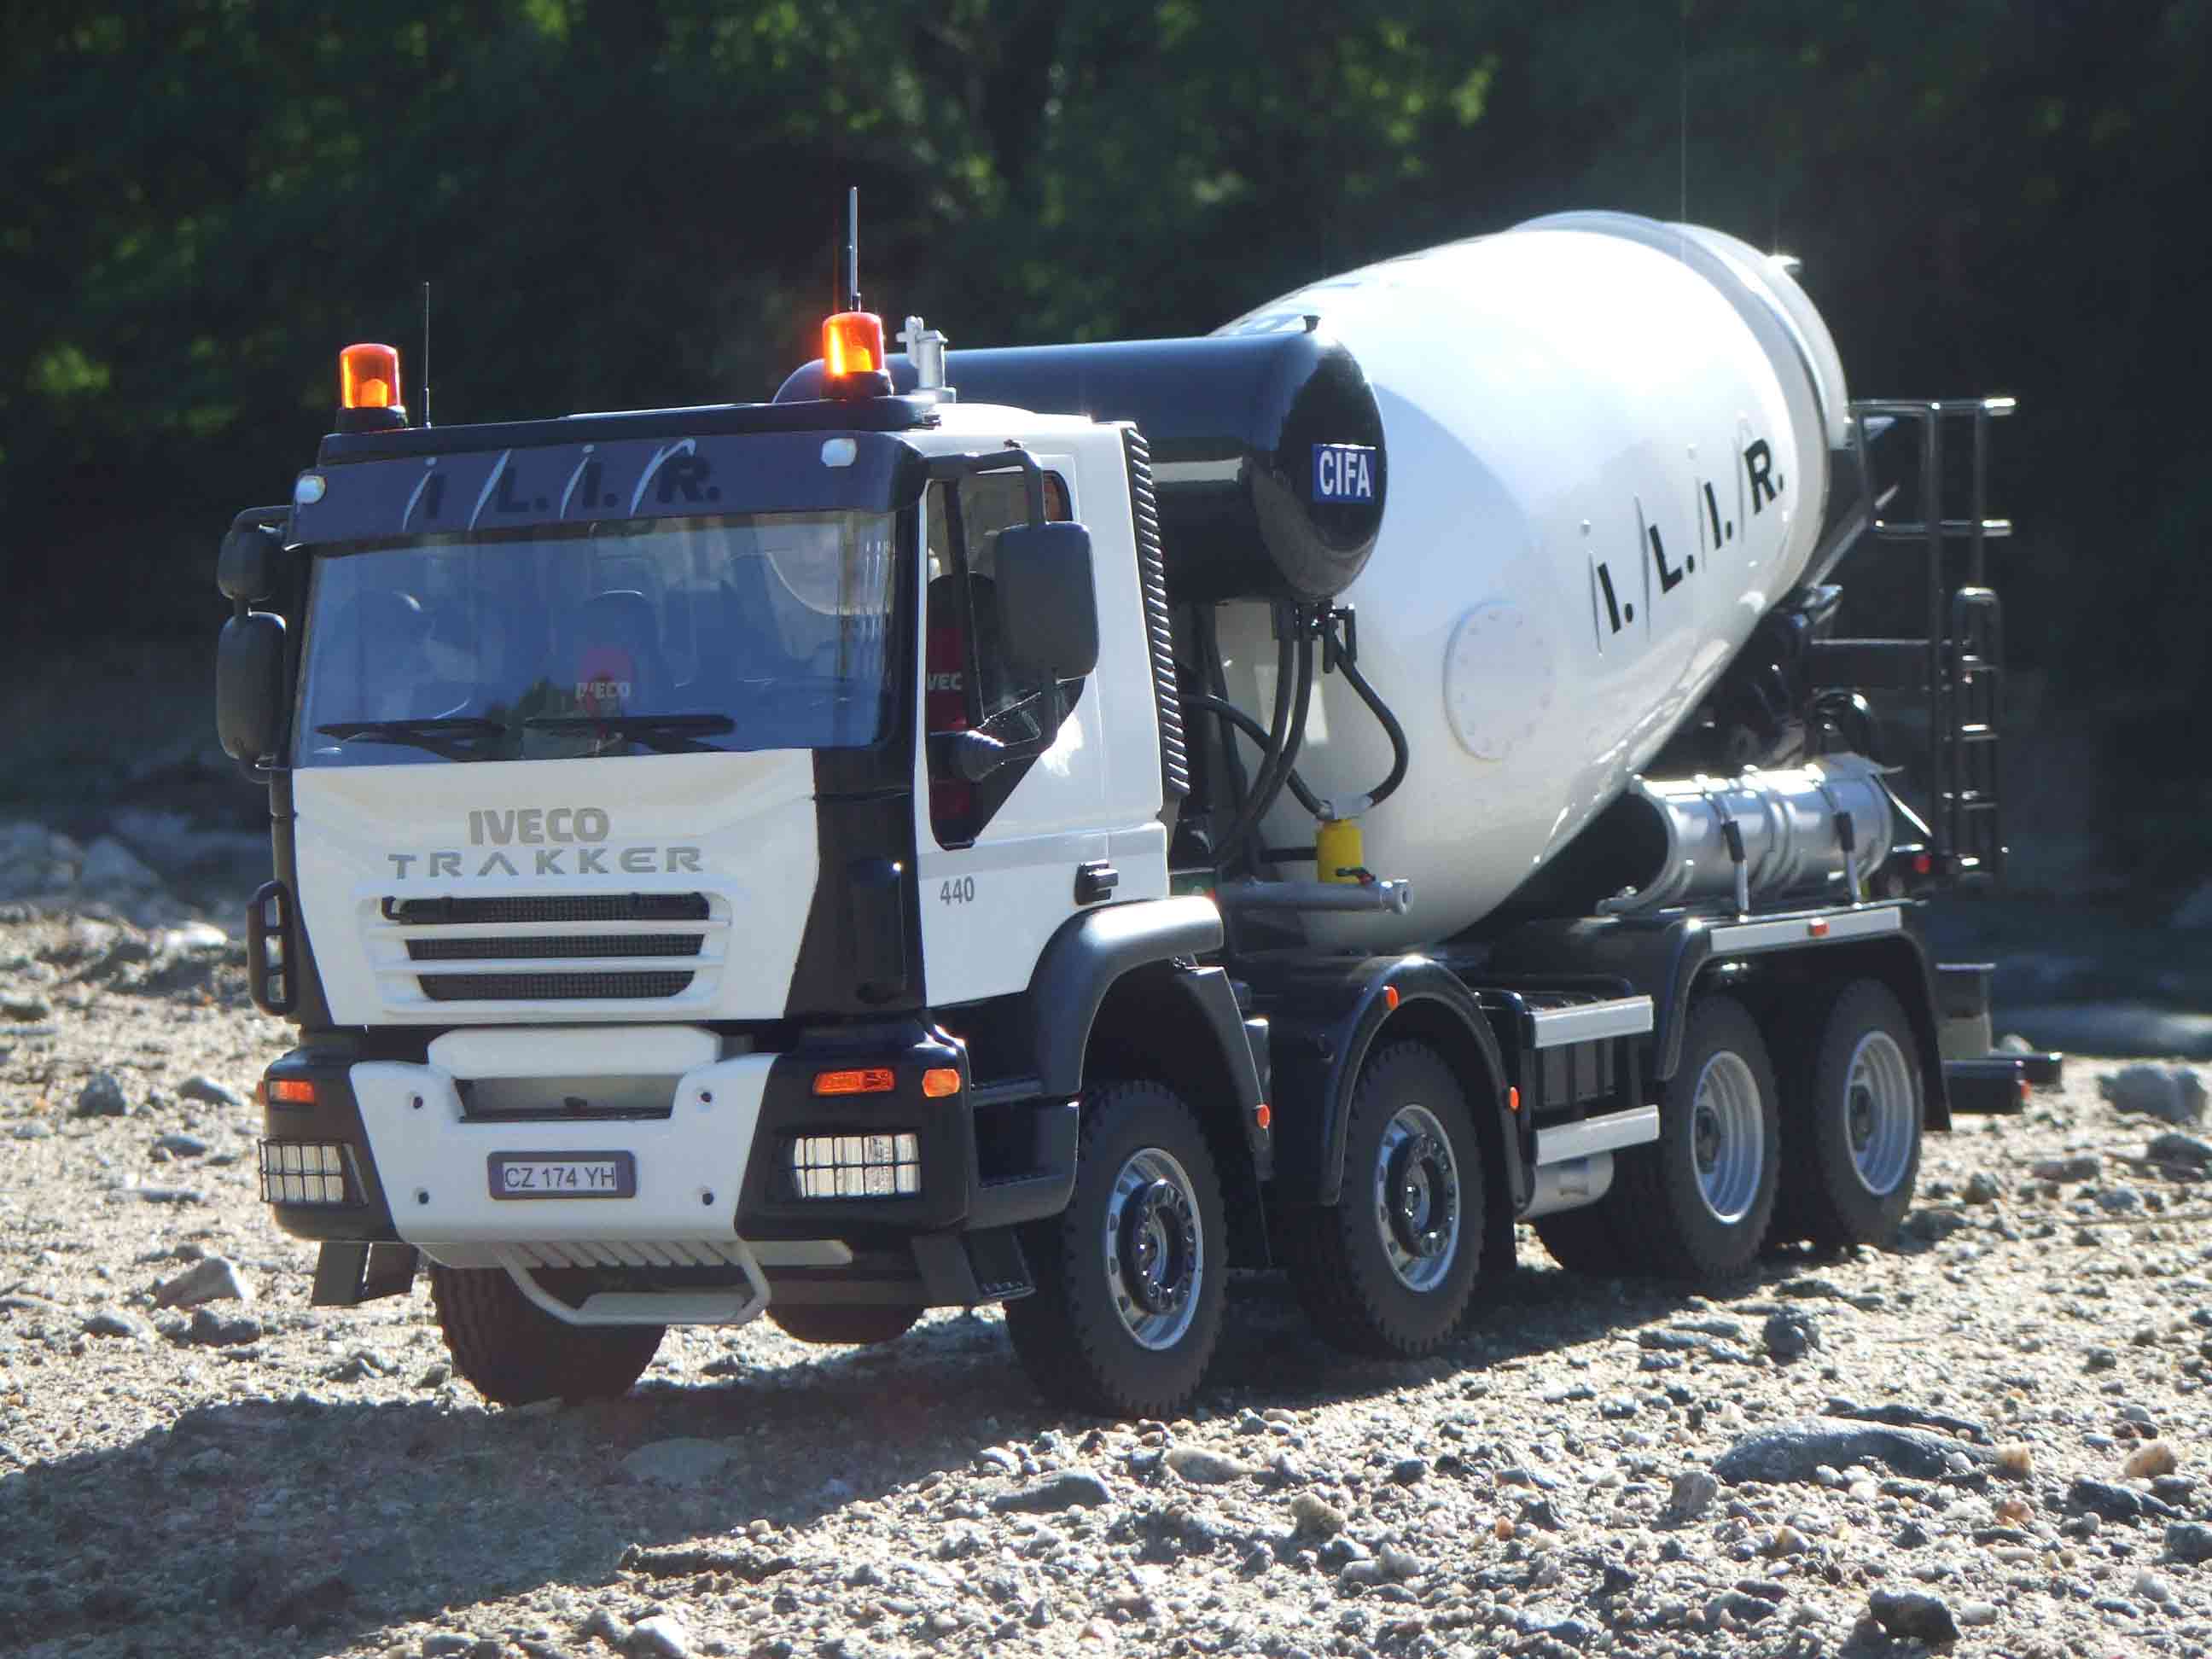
[1083,960,1269,1266]
[1256,956,1526,1268]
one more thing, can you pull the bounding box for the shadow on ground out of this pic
[3,1253,1859,1655]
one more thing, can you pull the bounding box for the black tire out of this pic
[1777,978,1924,1247]
[1281,1042,1485,1358]
[1004,1079,1227,1417]
[768,1303,923,1347]
[1610,994,1780,1278]
[1531,1196,1636,1278]
[428,1262,664,1407]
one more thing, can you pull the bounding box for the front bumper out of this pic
[258,1026,1076,1319]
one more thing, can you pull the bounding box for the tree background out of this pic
[3,0,2206,892]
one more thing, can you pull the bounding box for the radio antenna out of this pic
[838,187,862,313]
[421,281,433,427]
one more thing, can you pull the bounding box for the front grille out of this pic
[383,893,709,926]
[421,970,695,1002]
[406,933,704,963]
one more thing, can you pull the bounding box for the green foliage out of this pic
[2,0,2207,749]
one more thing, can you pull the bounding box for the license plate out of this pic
[487,1151,637,1200]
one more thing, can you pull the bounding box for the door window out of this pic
[925,469,1072,847]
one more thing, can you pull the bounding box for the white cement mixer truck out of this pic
[213,203,2051,1416]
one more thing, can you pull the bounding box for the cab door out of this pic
[913,457,1110,1006]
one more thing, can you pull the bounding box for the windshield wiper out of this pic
[315,718,506,760]
[523,713,736,754]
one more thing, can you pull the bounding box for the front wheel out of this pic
[1778,979,1924,1247]
[1004,1079,1227,1417]
[428,1263,664,1407]
[1610,994,1779,1278]
[1283,1042,1485,1358]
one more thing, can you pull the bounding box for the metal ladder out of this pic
[1813,396,2016,881]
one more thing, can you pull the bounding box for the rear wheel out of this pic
[1778,979,1924,1247]
[1283,1042,1485,1358]
[1610,994,1779,1278]
[768,1304,923,1347]
[428,1262,664,1407]
[1004,1079,1227,1417]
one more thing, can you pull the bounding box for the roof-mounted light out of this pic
[336,342,409,431]
[824,311,886,378]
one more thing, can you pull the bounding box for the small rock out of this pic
[1377,1545,1423,1580]
[1994,1443,2034,1478]
[82,1310,148,1340]
[181,1307,263,1348]
[1669,1470,1720,1519]
[1711,1591,1777,1626]
[1389,1457,1429,1486]
[3,992,51,1021]
[178,1074,245,1109]
[1289,1492,1348,1537]
[1714,1417,1987,1485]
[2070,1476,2172,1522]
[2126,1441,2180,1480]
[2100,1065,2207,1126]
[1164,1446,1254,1485]
[626,1614,690,1659]
[2149,1132,2212,1171]
[153,1255,250,1307]
[421,1637,474,1658]
[580,1609,630,1649]
[1901,1208,1970,1243]
[2136,1570,2174,1604]
[620,1440,736,1487]
[1761,1525,1809,1557]
[1955,1600,2000,1627]
[989,1470,1113,1513]
[2087,1347,2119,1372]
[154,1132,212,1157]
[1962,1172,2003,1204]
[75,1072,130,1117]
[1599,1559,1639,1596]
[2165,1521,2212,1562]
[1867,1588,1959,1645]
[1762,1312,1819,1363]
[2032,1155,2100,1183]
[1237,1408,1268,1435]
[2098,1186,2144,1214]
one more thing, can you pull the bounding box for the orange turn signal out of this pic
[1808,917,1830,938]
[1254,1102,1272,1130]
[1383,986,1400,1011]
[921,1067,961,1099]
[812,1067,895,1097]
[823,311,885,377]
[1506,1086,1522,1114]
[265,1078,317,1106]
[339,342,402,410]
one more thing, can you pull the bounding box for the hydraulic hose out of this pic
[1194,607,1251,819]
[1185,692,1324,818]
[1220,614,1313,870]
[1333,648,1409,816]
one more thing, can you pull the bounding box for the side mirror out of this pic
[217,611,288,763]
[218,515,285,603]
[993,521,1099,682]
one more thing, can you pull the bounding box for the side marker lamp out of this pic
[813,1067,896,1097]
[265,1078,317,1107]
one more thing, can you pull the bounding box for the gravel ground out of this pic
[5,906,2212,1659]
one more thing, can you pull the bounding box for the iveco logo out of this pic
[469,807,611,846]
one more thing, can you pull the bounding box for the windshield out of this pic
[294,512,898,766]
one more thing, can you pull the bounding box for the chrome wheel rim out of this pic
[1375,1103,1461,1292]
[1690,1051,1764,1225]
[1103,1147,1202,1351]
[1843,1030,1916,1196]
